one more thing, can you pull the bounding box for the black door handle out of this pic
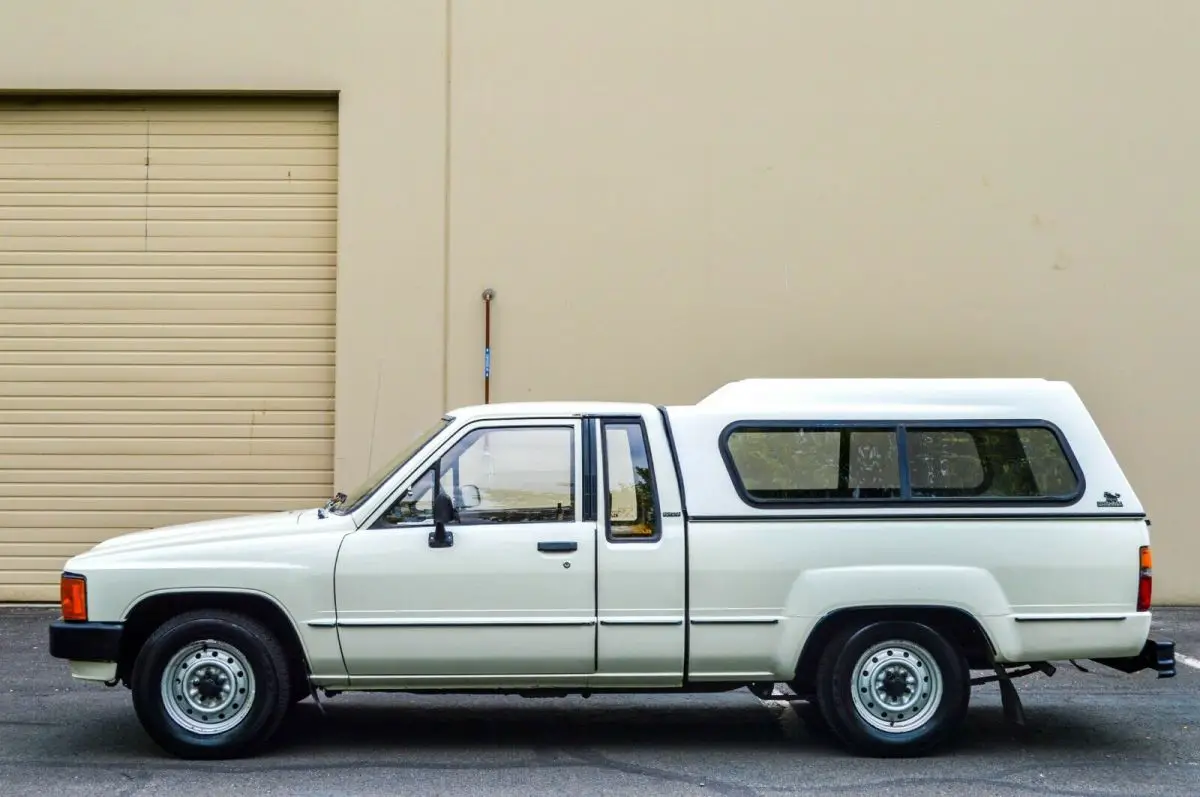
[537,541,577,553]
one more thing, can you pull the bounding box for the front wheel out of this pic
[814,620,970,757]
[130,610,293,759]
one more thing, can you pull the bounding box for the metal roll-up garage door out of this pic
[0,96,337,602]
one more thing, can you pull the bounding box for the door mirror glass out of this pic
[455,484,482,509]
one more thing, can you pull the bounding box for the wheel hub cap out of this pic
[849,639,944,734]
[160,639,256,735]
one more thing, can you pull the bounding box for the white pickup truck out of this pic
[48,378,1175,760]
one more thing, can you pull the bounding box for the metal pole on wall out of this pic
[482,288,495,403]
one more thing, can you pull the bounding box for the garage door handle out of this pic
[537,541,577,553]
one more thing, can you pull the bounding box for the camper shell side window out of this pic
[719,419,1085,508]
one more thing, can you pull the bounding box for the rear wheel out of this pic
[814,620,969,757]
[130,609,293,759]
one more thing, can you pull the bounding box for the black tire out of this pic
[814,620,969,757]
[796,699,834,738]
[130,609,293,759]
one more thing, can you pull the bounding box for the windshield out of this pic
[331,416,453,514]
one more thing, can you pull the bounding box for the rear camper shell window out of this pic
[719,420,1085,508]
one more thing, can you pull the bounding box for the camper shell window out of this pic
[720,420,1083,507]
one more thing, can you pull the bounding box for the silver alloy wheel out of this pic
[160,639,257,735]
[849,638,943,733]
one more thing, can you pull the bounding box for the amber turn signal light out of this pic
[60,574,87,622]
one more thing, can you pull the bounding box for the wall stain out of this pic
[1032,212,1057,232]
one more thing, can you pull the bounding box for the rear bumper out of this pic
[48,619,123,663]
[1091,637,1176,678]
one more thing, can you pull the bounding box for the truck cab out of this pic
[48,378,1176,760]
[327,403,689,687]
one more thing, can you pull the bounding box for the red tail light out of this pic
[1136,545,1152,612]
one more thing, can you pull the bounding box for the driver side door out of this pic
[333,418,597,686]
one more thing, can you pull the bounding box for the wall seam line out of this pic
[440,0,454,413]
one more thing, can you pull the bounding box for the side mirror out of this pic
[456,484,482,509]
[433,492,455,524]
[429,492,455,548]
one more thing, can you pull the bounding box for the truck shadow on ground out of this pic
[39,691,1170,764]
[251,695,1154,760]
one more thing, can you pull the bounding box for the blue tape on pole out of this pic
[484,347,490,378]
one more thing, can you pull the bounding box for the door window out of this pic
[378,425,577,526]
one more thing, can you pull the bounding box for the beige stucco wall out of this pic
[446,1,1199,602]
[1,1,1197,602]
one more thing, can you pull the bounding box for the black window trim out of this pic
[717,418,1086,510]
[599,415,663,543]
[582,417,597,523]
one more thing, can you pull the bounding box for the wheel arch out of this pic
[788,604,996,697]
[117,589,312,697]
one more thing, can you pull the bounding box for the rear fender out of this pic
[778,565,1009,681]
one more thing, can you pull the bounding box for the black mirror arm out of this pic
[429,491,456,548]
[428,522,454,548]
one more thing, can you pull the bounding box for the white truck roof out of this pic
[447,400,655,423]
[691,377,1079,417]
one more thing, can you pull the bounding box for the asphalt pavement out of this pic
[2,605,1197,796]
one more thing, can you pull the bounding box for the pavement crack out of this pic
[745,759,1190,796]
[566,748,760,796]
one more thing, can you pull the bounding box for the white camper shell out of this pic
[48,378,1174,760]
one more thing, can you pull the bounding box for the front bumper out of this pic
[1091,637,1176,678]
[48,619,123,662]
